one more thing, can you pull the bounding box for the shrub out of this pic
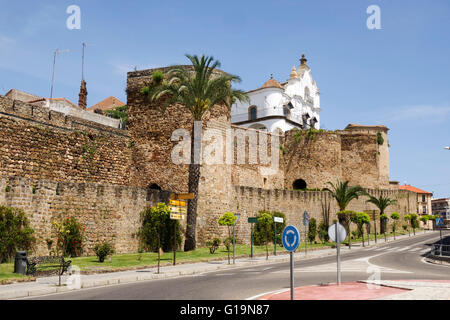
[253,211,286,246]
[152,70,164,84]
[139,203,182,252]
[377,132,384,145]
[55,216,85,257]
[0,206,36,263]
[402,225,408,231]
[318,222,329,243]
[308,218,317,243]
[93,241,115,263]
[206,238,221,254]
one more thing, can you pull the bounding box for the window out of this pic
[248,106,257,120]
[422,206,427,214]
[422,195,426,202]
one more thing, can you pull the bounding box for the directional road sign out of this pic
[274,217,284,223]
[170,213,184,220]
[169,206,187,214]
[282,225,301,252]
[169,200,186,207]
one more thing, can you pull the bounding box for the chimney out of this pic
[78,79,87,109]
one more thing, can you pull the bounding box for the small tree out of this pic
[391,212,400,239]
[308,218,317,243]
[318,222,329,243]
[218,212,237,264]
[139,203,181,273]
[410,213,419,235]
[380,213,388,241]
[403,214,411,236]
[351,212,370,247]
[324,180,366,249]
[52,220,71,286]
[420,215,429,231]
[0,206,35,263]
[257,212,273,260]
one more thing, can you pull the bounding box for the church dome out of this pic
[261,74,283,89]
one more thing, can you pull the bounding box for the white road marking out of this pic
[270,254,411,274]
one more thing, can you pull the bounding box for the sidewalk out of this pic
[259,280,450,300]
[0,230,433,299]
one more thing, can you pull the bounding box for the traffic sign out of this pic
[170,213,184,220]
[282,226,301,252]
[169,199,186,207]
[169,206,187,214]
[436,218,444,227]
[175,193,195,200]
[274,217,284,223]
[328,223,347,243]
[302,211,310,226]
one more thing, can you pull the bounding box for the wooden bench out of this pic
[26,256,72,277]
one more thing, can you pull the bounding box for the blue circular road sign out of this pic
[282,225,301,252]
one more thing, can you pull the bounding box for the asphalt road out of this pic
[27,231,450,300]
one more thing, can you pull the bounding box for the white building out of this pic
[231,54,321,132]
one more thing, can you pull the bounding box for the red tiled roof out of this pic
[87,96,125,112]
[398,185,432,195]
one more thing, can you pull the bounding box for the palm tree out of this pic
[145,54,249,251]
[366,194,397,238]
[324,180,366,249]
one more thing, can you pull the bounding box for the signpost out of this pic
[232,213,241,264]
[248,217,258,258]
[384,218,389,242]
[436,218,444,255]
[282,225,301,300]
[273,216,284,256]
[302,211,310,256]
[169,196,187,265]
[328,222,346,285]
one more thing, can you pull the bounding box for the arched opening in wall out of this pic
[146,183,162,201]
[293,179,307,190]
[248,106,257,120]
[148,183,162,191]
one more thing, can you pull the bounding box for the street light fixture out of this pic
[445,147,450,150]
[232,213,241,264]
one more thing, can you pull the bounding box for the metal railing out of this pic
[431,244,450,257]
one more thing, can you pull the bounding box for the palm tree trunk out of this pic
[184,123,201,252]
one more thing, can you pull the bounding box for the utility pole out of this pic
[50,49,69,100]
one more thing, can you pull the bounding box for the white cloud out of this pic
[386,105,450,122]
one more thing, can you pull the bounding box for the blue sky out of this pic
[0,0,449,198]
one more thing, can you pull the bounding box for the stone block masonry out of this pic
[0,96,132,186]
[0,176,173,256]
[0,65,409,254]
